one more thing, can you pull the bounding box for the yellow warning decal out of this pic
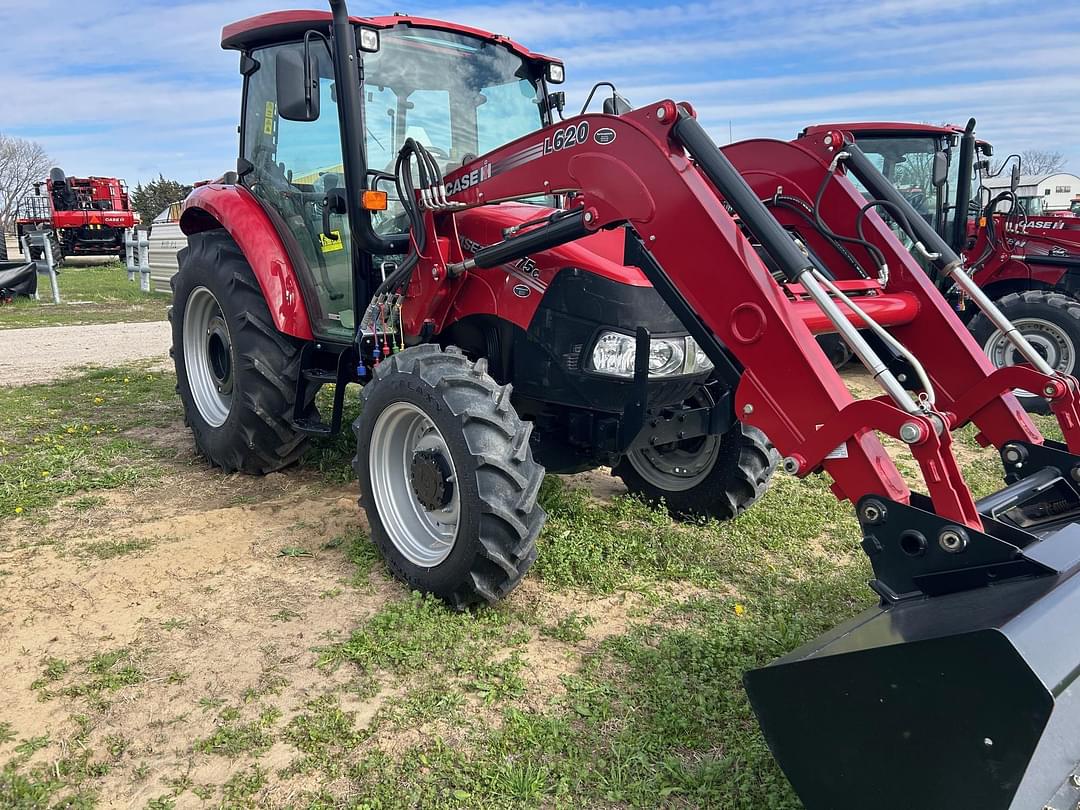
[319,231,344,253]
[263,101,276,136]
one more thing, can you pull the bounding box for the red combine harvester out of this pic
[172,3,1080,807]
[798,120,1080,411]
[16,168,138,262]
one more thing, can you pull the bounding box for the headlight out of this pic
[589,332,715,378]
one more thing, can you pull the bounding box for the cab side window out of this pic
[243,42,356,338]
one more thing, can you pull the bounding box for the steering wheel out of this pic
[904,191,928,214]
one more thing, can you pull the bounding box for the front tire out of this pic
[353,345,545,608]
[171,230,317,473]
[614,410,778,521]
[969,290,1080,414]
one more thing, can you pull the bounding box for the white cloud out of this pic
[1,0,1077,183]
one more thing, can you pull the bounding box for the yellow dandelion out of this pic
[40,470,50,478]
[94,397,104,404]
[14,507,23,514]
[734,603,746,616]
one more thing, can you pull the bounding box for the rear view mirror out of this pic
[1011,162,1021,193]
[932,151,948,188]
[603,93,633,116]
[276,48,320,122]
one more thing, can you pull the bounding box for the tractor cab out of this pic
[799,120,990,256]
[222,11,563,340]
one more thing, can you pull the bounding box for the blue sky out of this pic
[2,0,1077,185]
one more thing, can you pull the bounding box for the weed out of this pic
[80,537,154,559]
[282,695,366,777]
[540,612,594,643]
[14,734,49,756]
[198,696,225,713]
[221,764,267,804]
[195,706,278,758]
[104,734,129,759]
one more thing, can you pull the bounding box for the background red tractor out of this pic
[171,3,1080,807]
[799,120,1080,411]
[16,167,138,263]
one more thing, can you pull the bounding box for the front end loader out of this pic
[171,2,1080,806]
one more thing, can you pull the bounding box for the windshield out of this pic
[362,28,545,176]
[361,27,546,235]
[852,136,944,227]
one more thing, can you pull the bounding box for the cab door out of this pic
[242,40,356,340]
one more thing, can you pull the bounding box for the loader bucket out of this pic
[745,560,1080,810]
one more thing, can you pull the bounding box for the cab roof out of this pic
[221,10,560,65]
[801,122,967,138]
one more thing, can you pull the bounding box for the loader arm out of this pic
[410,102,1079,533]
[407,109,1080,809]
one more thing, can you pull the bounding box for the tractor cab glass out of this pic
[852,137,946,227]
[849,134,978,254]
[243,38,356,340]
[361,28,547,235]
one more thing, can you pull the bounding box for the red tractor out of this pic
[798,120,1080,411]
[16,168,138,263]
[173,3,1080,807]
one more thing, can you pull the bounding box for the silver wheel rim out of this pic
[983,317,1076,398]
[183,286,233,427]
[369,401,460,566]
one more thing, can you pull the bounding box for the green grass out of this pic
[3,363,1066,806]
[0,366,178,519]
[0,261,169,329]
[195,706,280,759]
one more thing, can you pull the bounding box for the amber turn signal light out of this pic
[362,190,388,211]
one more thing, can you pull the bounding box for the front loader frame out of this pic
[401,101,1080,604]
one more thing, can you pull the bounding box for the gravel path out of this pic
[0,321,172,386]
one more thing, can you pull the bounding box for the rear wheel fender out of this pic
[180,184,313,340]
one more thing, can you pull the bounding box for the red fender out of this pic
[180,184,313,340]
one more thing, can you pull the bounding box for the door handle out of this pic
[322,187,348,241]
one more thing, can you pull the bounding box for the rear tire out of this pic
[171,230,317,474]
[353,345,545,608]
[614,415,778,521]
[968,290,1080,414]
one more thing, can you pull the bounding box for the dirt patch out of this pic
[0,466,394,800]
[559,466,627,501]
[0,321,172,386]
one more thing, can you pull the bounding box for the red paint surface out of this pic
[222,11,560,66]
[181,184,313,340]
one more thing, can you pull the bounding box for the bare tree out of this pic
[992,149,1068,177]
[0,134,51,233]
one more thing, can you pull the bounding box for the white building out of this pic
[982,172,1080,213]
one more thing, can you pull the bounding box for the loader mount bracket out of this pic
[856,493,1080,602]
